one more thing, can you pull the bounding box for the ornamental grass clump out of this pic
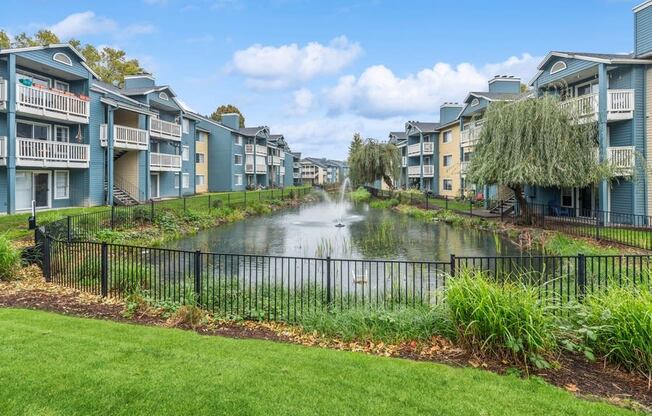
[0,234,21,281]
[298,306,455,343]
[350,187,371,203]
[581,288,652,379]
[446,269,557,369]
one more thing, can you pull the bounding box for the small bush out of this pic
[299,306,455,343]
[369,198,399,209]
[166,304,207,328]
[397,189,425,205]
[580,288,652,377]
[0,235,21,281]
[350,187,371,203]
[446,270,557,368]
[211,198,223,209]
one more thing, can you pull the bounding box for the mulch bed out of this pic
[0,275,650,411]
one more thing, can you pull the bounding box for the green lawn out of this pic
[0,309,636,416]
[0,206,108,242]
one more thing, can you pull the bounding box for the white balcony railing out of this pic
[244,144,268,156]
[280,166,286,175]
[279,151,285,160]
[149,118,182,141]
[150,152,182,171]
[559,90,634,122]
[607,146,635,176]
[100,124,149,150]
[407,165,434,178]
[461,120,484,147]
[293,172,301,179]
[401,156,407,167]
[16,138,89,168]
[268,155,281,166]
[16,83,89,123]
[407,142,434,157]
[0,79,7,109]
[245,164,267,174]
[0,136,6,165]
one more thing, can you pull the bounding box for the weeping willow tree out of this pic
[466,95,615,224]
[349,139,401,188]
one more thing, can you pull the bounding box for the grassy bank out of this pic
[0,308,637,416]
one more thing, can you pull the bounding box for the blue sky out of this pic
[0,0,642,159]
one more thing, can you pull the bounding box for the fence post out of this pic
[410,193,413,205]
[111,205,115,230]
[43,235,51,282]
[500,200,504,221]
[228,193,231,206]
[445,195,448,210]
[66,216,72,243]
[450,254,456,277]
[595,212,600,241]
[194,250,202,306]
[150,200,155,222]
[208,194,211,212]
[183,197,187,212]
[244,190,247,207]
[101,243,108,297]
[425,194,429,210]
[281,188,284,200]
[326,256,332,309]
[577,253,586,301]
[469,200,473,215]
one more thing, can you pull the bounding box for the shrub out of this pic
[397,189,425,205]
[166,304,207,328]
[579,288,652,377]
[299,306,455,343]
[350,187,371,203]
[369,198,399,209]
[0,235,21,281]
[446,270,557,368]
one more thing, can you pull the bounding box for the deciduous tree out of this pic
[349,139,401,189]
[210,104,245,127]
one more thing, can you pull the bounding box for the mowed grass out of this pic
[0,309,637,416]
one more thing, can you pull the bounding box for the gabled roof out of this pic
[465,91,520,103]
[0,43,100,80]
[302,157,329,168]
[405,121,440,134]
[239,126,269,138]
[389,131,406,140]
[122,85,177,97]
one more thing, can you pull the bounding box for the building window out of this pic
[54,171,69,199]
[159,92,169,101]
[234,154,243,165]
[174,173,180,189]
[183,173,190,189]
[234,135,243,146]
[17,70,50,88]
[54,126,69,142]
[17,121,50,140]
[443,179,453,191]
[54,80,69,92]
[196,175,205,186]
[442,130,452,144]
[550,61,567,75]
[471,98,480,107]
[442,154,453,167]
[195,153,205,164]
[561,188,574,208]
[182,145,190,161]
[53,52,73,66]
[197,132,208,142]
[182,119,190,134]
[234,174,243,186]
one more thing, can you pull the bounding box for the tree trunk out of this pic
[382,175,394,189]
[509,184,531,225]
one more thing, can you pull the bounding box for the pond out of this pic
[168,199,527,261]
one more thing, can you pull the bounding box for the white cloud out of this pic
[324,53,541,118]
[48,11,154,40]
[231,36,362,90]
[286,88,314,115]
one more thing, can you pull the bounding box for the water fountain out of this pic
[335,177,352,228]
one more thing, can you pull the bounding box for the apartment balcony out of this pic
[245,163,267,174]
[268,155,282,166]
[149,118,182,141]
[244,144,268,157]
[560,90,634,122]
[0,79,6,111]
[16,138,89,168]
[16,82,90,124]
[606,146,635,176]
[150,152,182,171]
[401,156,407,167]
[461,161,470,174]
[461,120,484,147]
[279,151,285,160]
[407,165,434,178]
[280,166,286,175]
[407,142,434,157]
[100,124,149,151]
[293,162,300,168]
[0,136,6,166]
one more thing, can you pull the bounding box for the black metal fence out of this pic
[43,187,311,241]
[371,188,652,251]
[35,227,651,322]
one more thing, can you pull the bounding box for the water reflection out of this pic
[168,201,526,261]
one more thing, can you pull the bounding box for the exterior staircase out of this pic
[104,181,140,206]
[489,195,517,215]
